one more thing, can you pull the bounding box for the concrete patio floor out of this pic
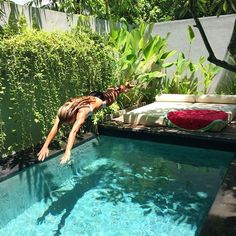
[98,117,236,236]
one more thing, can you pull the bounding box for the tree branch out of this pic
[189,1,236,73]
[228,18,236,56]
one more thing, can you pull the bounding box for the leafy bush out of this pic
[158,25,220,95]
[0,25,119,154]
[160,53,199,94]
[210,54,236,95]
[108,22,175,105]
[159,54,220,94]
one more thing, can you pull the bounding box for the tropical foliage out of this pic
[159,24,221,94]
[160,54,220,94]
[108,22,175,104]
[26,0,235,24]
[181,0,236,17]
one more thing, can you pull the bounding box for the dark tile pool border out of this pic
[0,132,96,183]
[98,123,236,236]
[199,157,236,236]
[98,124,236,152]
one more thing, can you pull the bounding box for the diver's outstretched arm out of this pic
[60,110,87,164]
[37,116,61,161]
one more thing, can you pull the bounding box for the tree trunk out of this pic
[228,18,236,61]
[104,0,109,19]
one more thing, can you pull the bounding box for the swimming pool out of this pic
[0,135,234,236]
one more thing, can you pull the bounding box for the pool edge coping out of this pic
[0,132,96,183]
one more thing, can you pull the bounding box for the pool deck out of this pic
[98,117,236,236]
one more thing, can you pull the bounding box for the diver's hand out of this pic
[37,147,49,161]
[60,150,71,165]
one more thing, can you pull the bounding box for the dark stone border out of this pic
[199,157,236,236]
[0,132,96,183]
[98,123,236,152]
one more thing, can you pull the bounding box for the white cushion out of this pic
[196,95,236,104]
[123,102,197,126]
[155,94,196,103]
[123,101,236,127]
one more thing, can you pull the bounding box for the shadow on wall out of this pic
[0,1,111,34]
[209,51,236,94]
[28,4,43,29]
[0,1,42,29]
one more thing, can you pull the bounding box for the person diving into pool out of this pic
[37,82,134,164]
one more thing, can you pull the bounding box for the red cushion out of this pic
[167,110,228,130]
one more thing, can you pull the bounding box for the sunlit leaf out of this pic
[148,71,166,78]
[160,50,177,60]
[223,0,228,12]
[162,62,175,68]
[187,25,195,43]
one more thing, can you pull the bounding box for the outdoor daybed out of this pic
[123,94,236,132]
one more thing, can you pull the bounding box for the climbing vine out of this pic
[0,24,119,155]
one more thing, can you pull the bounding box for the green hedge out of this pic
[0,28,119,155]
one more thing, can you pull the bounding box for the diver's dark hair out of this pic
[89,91,105,101]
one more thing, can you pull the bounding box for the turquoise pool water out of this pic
[0,136,234,236]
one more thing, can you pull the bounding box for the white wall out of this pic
[152,15,235,64]
[0,2,110,34]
